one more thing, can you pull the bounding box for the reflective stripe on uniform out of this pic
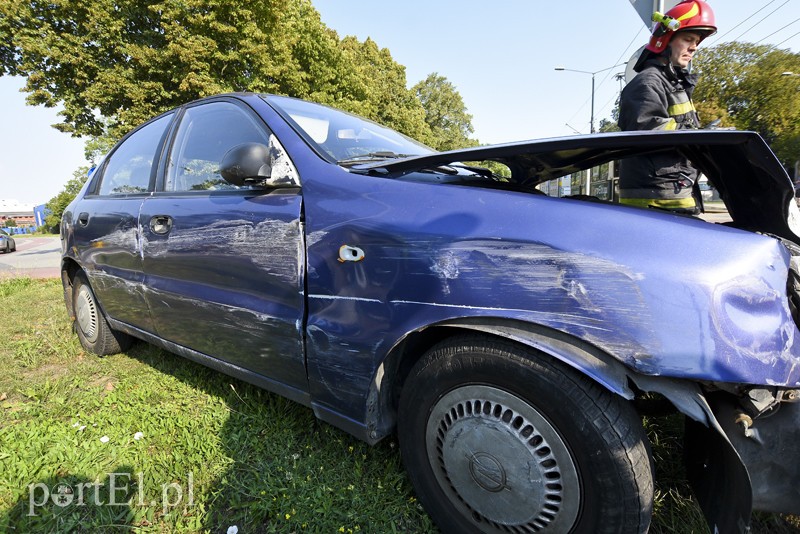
[619,197,697,209]
[654,118,678,131]
[668,100,696,117]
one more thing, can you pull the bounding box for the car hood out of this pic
[357,130,800,244]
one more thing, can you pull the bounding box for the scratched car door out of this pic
[139,98,307,392]
[69,113,174,332]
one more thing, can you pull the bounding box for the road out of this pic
[0,236,61,279]
[698,210,732,224]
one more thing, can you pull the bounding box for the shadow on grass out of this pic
[1,466,137,532]
[117,341,435,533]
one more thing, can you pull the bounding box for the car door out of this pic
[140,98,307,392]
[70,112,174,332]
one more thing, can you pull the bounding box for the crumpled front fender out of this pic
[685,393,800,533]
[711,394,800,515]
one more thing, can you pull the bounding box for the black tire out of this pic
[72,272,132,355]
[398,335,653,533]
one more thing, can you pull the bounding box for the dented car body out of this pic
[61,93,800,533]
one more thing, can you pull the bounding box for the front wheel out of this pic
[72,272,132,355]
[398,335,653,533]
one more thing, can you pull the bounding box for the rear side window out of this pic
[165,101,271,192]
[97,114,173,195]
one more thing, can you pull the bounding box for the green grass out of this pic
[0,278,797,533]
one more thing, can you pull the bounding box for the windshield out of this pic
[264,95,433,164]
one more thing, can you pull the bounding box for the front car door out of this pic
[140,98,307,396]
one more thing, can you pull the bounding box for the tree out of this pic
[334,37,430,141]
[0,0,429,141]
[44,168,89,233]
[0,0,316,136]
[412,73,477,150]
[693,43,800,168]
[1,0,483,214]
[598,118,621,133]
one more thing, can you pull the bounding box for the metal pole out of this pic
[590,74,596,134]
[585,166,592,195]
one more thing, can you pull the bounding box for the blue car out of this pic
[60,93,800,533]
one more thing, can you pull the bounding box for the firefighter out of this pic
[618,0,717,214]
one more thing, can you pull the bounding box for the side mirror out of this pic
[220,143,272,187]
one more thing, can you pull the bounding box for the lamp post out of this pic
[554,63,625,133]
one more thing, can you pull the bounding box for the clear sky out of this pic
[1,0,798,205]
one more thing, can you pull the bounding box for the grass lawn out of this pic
[1,278,798,533]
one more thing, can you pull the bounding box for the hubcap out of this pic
[75,285,99,343]
[426,385,580,532]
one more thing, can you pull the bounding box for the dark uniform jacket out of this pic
[618,58,702,211]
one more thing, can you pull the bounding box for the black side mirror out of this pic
[220,143,272,187]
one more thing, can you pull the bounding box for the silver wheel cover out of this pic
[426,385,580,532]
[75,285,99,343]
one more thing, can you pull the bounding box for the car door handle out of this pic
[77,212,89,227]
[149,215,173,235]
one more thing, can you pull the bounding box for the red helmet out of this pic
[646,0,717,54]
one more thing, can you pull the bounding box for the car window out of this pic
[97,114,173,196]
[265,95,432,163]
[165,101,298,192]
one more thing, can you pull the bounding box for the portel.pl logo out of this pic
[28,472,194,516]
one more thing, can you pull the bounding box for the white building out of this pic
[0,199,36,227]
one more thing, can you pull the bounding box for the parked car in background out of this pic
[60,93,800,533]
[0,229,16,253]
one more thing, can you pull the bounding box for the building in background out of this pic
[0,199,38,233]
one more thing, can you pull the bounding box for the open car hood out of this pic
[358,130,800,244]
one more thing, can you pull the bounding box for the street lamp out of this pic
[555,63,625,133]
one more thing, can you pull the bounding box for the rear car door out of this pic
[70,113,174,332]
[139,98,307,393]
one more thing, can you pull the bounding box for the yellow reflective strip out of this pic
[619,197,697,209]
[668,101,695,116]
[654,119,678,131]
[676,3,699,21]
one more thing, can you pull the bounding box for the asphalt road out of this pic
[698,210,733,224]
[0,236,62,279]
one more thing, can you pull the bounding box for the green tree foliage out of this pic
[44,168,89,232]
[0,0,462,144]
[598,118,621,133]
[693,43,800,169]
[335,37,429,142]
[413,73,478,150]
[0,0,340,137]
[2,0,477,225]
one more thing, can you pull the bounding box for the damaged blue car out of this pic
[60,93,800,533]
